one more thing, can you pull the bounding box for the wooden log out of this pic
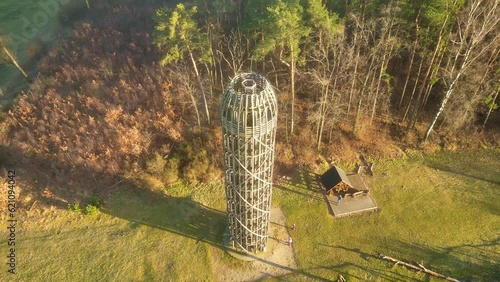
[379,254,460,282]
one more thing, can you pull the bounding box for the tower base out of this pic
[222,208,284,261]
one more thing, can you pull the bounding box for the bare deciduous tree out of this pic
[425,0,499,141]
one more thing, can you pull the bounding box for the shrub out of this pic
[163,156,180,184]
[86,197,102,209]
[146,153,180,185]
[180,138,211,185]
[146,153,167,176]
[85,204,99,215]
[67,203,82,213]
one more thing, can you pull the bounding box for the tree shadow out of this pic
[317,244,423,282]
[384,239,500,281]
[318,244,378,262]
[425,153,500,185]
[426,163,500,185]
[274,168,325,202]
[0,144,226,244]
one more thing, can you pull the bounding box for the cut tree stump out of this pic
[359,155,374,176]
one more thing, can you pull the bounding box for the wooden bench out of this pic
[353,191,364,197]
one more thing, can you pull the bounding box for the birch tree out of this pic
[0,34,30,82]
[424,0,499,141]
[406,0,463,129]
[483,84,499,128]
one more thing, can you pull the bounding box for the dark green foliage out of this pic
[86,197,102,210]
[68,197,102,215]
[251,0,310,62]
[153,3,211,66]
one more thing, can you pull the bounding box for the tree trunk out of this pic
[290,45,296,136]
[421,50,446,109]
[317,81,330,151]
[348,12,364,116]
[425,0,498,140]
[483,89,499,128]
[408,4,454,129]
[348,46,360,115]
[203,63,214,98]
[354,57,375,133]
[400,9,421,108]
[380,254,460,282]
[400,43,416,109]
[2,47,30,82]
[370,60,384,124]
[403,58,423,123]
[424,72,462,141]
[371,12,396,124]
[189,92,201,128]
[188,48,211,125]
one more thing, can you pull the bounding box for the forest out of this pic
[0,0,499,198]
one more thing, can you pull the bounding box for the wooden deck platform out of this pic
[323,174,379,218]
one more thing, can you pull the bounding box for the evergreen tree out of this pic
[248,0,311,137]
[153,4,212,124]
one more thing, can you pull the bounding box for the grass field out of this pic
[1,149,499,281]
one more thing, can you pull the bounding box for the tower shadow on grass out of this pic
[0,145,228,247]
[0,145,331,281]
[274,168,325,202]
[102,186,227,246]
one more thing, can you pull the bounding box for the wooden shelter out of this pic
[320,166,353,195]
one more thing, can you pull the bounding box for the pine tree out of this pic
[250,0,311,137]
[153,4,212,124]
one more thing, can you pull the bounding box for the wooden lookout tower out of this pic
[221,73,278,253]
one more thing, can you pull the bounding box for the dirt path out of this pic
[212,207,298,281]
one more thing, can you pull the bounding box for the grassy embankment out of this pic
[1,149,498,281]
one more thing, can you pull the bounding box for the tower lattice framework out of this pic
[222,73,277,253]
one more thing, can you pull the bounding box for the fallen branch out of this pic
[379,254,460,282]
[29,200,38,211]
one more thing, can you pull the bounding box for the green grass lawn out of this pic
[1,149,499,281]
[275,149,500,281]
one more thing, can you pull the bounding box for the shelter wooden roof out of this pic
[320,166,353,191]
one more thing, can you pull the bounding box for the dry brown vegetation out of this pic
[0,0,498,211]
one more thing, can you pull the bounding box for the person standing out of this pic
[288,236,293,247]
[291,223,296,231]
[338,194,343,205]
